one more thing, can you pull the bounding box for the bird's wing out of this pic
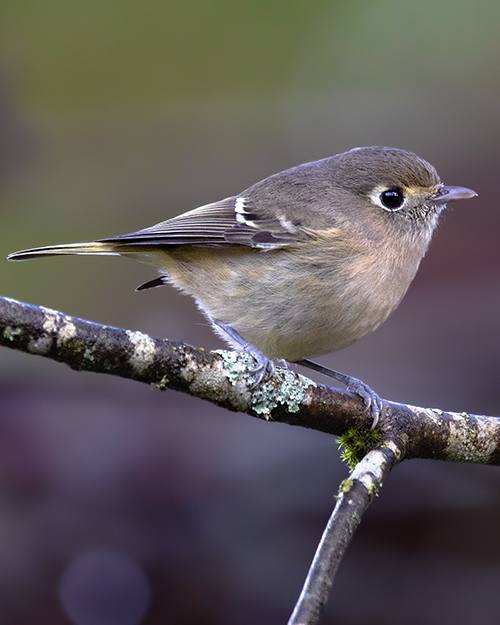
[98,196,312,250]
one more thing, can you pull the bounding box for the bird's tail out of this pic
[7,241,126,261]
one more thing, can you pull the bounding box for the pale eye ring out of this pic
[369,185,407,212]
[379,188,405,210]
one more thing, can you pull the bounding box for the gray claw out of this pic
[245,347,275,388]
[344,377,382,429]
[212,320,277,388]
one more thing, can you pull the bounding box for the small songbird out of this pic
[7,146,477,426]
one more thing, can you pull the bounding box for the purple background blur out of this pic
[1,1,500,623]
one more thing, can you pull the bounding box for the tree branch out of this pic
[0,296,369,432]
[2,294,500,624]
[1,296,499,464]
[288,441,401,625]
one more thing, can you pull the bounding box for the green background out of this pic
[1,1,500,623]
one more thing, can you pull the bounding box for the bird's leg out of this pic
[212,322,381,427]
[294,358,382,429]
[213,320,277,387]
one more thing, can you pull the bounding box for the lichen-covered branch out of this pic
[0,296,367,432]
[2,294,500,625]
[1,295,500,464]
[288,440,401,625]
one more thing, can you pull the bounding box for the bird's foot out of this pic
[242,344,275,387]
[342,375,382,429]
[294,358,382,429]
[213,320,285,388]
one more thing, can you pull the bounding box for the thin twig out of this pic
[288,442,401,625]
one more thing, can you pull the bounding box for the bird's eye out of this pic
[379,188,405,210]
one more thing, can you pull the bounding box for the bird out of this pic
[7,146,477,427]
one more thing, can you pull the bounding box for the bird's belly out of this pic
[236,289,394,361]
[161,246,412,361]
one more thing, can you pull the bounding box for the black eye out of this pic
[380,188,404,210]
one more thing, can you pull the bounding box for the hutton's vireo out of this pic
[7,146,477,426]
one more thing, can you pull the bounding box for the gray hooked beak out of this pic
[433,185,477,205]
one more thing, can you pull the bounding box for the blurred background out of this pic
[1,0,500,623]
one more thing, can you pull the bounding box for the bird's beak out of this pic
[433,185,477,205]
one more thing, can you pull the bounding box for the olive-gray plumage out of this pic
[7,146,476,367]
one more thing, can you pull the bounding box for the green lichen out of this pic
[366,481,380,497]
[216,350,315,419]
[3,326,21,341]
[58,338,95,369]
[338,478,353,494]
[251,368,315,418]
[60,338,86,354]
[216,350,255,384]
[152,375,170,391]
[83,347,95,362]
[337,427,381,472]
